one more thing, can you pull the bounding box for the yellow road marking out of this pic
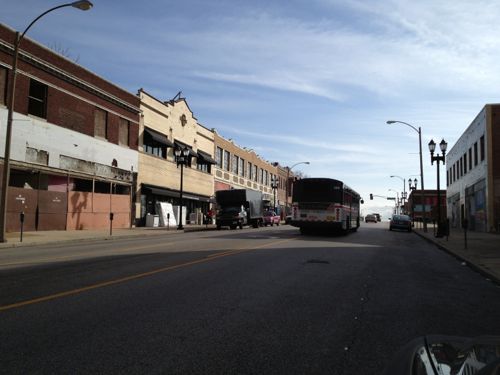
[0,238,292,312]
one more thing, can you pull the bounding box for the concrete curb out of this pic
[0,226,218,250]
[413,231,500,286]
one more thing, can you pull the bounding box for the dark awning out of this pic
[144,128,174,147]
[144,184,211,202]
[174,140,197,157]
[197,150,217,164]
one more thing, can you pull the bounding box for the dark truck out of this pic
[215,189,264,229]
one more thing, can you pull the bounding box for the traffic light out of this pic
[370,193,373,200]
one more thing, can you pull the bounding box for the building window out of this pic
[94,108,108,139]
[232,155,239,175]
[260,168,264,184]
[118,118,129,146]
[224,150,230,171]
[253,165,258,182]
[463,153,467,174]
[248,162,253,180]
[197,163,210,173]
[460,157,463,178]
[453,163,456,182]
[216,147,223,168]
[480,135,485,161]
[265,170,269,186]
[28,79,48,118]
[0,67,7,105]
[143,128,167,159]
[474,142,478,166]
[469,148,472,170]
[239,158,245,177]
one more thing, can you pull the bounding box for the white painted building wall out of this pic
[0,108,138,176]
[446,106,488,228]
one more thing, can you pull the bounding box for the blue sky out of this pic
[3,0,500,215]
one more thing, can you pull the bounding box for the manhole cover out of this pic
[305,259,330,264]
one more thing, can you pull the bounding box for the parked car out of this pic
[389,214,412,232]
[365,214,377,223]
[263,211,280,226]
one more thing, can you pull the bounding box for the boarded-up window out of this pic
[26,147,49,165]
[119,118,129,146]
[28,79,48,118]
[94,108,107,139]
[0,67,7,105]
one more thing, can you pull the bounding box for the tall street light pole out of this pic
[386,120,427,232]
[0,0,93,242]
[428,139,447,238]
[271,175,278,212]
[408,178,418,223]
[175,147,191,230]
[390,175,406,214]
[285,161,310,215]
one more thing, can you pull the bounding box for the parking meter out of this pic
[20,211,25,242]
[109,212,114,236]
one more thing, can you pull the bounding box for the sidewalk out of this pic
[413,224,500,284]
[0,224,217,249]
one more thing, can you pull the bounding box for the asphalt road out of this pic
[1,222,500,374]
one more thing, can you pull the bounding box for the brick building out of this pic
[0,23,140,231]
[446,104,500,232]
[407,189,447,224]
[213,132,285,214]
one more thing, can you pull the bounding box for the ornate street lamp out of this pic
[408,178,418,224]
[428,138,447,237]
[408,178,418,191]
[175,147,191,230]
[271,175,278,212]
[285,161,309,215]
[387,120,427,231]
[0,1,93,242]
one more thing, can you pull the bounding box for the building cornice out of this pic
[0,40,140,114]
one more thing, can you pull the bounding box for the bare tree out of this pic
[48,42,80,63]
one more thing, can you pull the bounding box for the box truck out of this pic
[215,189,264,229]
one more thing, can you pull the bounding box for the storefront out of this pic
[140,184,211,226]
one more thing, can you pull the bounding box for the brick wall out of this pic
[0,23,140,150]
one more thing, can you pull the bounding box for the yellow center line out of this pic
[0,238,292,312]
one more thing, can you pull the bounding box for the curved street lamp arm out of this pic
[288,161,310,171]
[390,175,405,183]
[386,120,419,134]
[21,4,72,40]
[20,2,92,42]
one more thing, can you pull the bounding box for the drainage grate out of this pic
[305,259,330,264]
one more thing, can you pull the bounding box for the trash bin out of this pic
[146,214,160,227]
